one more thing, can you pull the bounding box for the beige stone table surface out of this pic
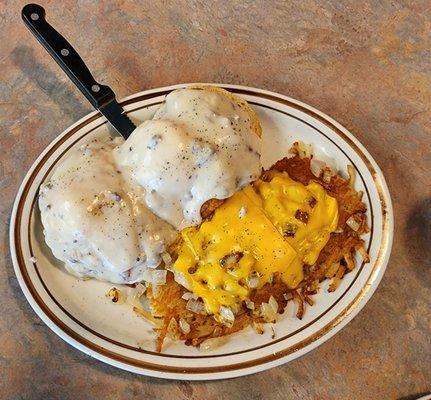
[1,1,430,399]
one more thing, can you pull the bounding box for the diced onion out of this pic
[268,296,278,313]
[179,318,191,334]
[186,298,204,314]
[220,252,243,268]
[346,215,361,231]
[246,273,259,289]
[161,252,172,265]
[323,168,333,183]
[310,158,326,177]
[245,299,255,310]
[220,306,235,323]
[238,206,247,219]
[290,141,312,158]
[200,337,227,352]
[181,292,196,301]
[143,269,167,285]
[261,302,277,322]
[174,271,190,289]
[303,143,313,158]
[135,283,146,297]
[283,292,293,301]
[347,165,356,187]
[128,283,146,306]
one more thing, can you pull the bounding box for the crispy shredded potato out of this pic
[135,152,369,352]
[145,274,253,351]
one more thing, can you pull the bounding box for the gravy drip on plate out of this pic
[115,88,262,230]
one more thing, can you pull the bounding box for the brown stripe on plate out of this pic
[13,86,390,374]
[27,99,374,358]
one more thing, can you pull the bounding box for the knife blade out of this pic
[98,99,136,139]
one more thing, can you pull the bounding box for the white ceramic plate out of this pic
[10,84,393,380]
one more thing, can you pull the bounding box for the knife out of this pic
[21,3,136,139]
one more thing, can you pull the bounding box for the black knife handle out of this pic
[22,3,115,109]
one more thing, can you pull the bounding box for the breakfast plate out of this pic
[9,83,393,380]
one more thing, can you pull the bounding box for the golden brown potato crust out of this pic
[143,154,369,352]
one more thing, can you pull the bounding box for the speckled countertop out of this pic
[1,1,430,399]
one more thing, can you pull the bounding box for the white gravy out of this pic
[115,88,262,229]
[39,135,176,284]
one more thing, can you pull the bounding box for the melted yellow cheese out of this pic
[254,172,339,265]
[172,172,338,321]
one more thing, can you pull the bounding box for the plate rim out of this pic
[9,83,394,380]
